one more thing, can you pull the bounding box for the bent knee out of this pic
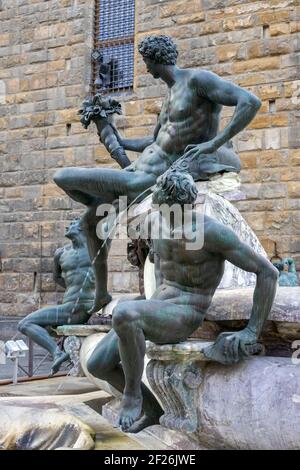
[53,167,76,188]
[18,319,30,334]
[87,355,111,379]
[112,303,140,330]
[86,356,98,377]
[127,175,154,199]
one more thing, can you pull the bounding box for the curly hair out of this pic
[138,35,178,65]
[154,170,198,206]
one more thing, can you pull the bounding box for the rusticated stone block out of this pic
[269,22,290,36]
[257,150,287,168]
[143,99,163,115]
[234,57,280,74]
[175,13,205,25]
[216,44,241,63]
[290,149,300,166]
[288,181,300,197]
[160,0,201,18]
[223,15,256,32]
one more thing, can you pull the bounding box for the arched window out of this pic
[92,0,135,93]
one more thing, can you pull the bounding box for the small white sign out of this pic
[0,341,6,365]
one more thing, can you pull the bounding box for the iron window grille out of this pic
[92,0,135,94]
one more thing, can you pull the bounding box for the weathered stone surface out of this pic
[63,335,85,377]
[206,286,300,322]
[56,324,111,337]
[146,347,300,449]
[147,340,213,362]
[204,191,267,288]
[0,398,95,450]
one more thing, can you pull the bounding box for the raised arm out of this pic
[53,247,66,289]
[184,70,261,157]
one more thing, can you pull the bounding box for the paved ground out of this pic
[0,349,71,381]
[0,376,164,450]
[0,317,167,450]
[0,376,100,397]
[0,316,70,380]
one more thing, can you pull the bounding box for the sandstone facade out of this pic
[0,0,299,316]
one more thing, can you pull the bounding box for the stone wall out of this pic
[134,0,300,266]
[0,0,299,317]
[0,0,139,317]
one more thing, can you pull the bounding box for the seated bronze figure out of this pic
[87,171,278,433]
[53,35,261,314]
[18,219,95,375]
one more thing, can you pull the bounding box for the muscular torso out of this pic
[59,246,95,305]
[130,70,221,176]
[151,213,225,313]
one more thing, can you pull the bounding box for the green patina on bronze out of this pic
[52,35,277,433]
[87,171,278,433]
[54,34,261,314]
[78,93,131,169]
[18,218,95,375]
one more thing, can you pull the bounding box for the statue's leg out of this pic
[18,303,81,374]
[54,167,120,312]
[18,304,74,356]
[81,203,112,313]
[112,299,203,432]
[53,166,151,202]
[54,167,156,312]
[87,328,163,432]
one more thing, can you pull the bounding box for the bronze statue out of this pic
[18,219,95,375]
[273,257,299,287]
[87,170,278,433]
[54,35,261,313]
[78,93,131,169]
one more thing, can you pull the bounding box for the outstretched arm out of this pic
[114,120,161,153]
[122,136,154,152]
[204,220,278,339]
[203,220,278,364]
[53,247,66,289]
[185,70,261,157]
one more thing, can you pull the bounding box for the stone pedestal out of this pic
[0,397,95,450]
[147,341,210,434]
[143,287,300,449]
[56,286,300,449]
[146,342,300,450]
[56,325,111,377]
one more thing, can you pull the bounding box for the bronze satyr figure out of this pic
[86,170,278,433]
[18,219,95,375]
[53,35,262,314]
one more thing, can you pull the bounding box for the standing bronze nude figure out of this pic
[53,35,262,313]
[87,171,278,433]
[18,219,95,375]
